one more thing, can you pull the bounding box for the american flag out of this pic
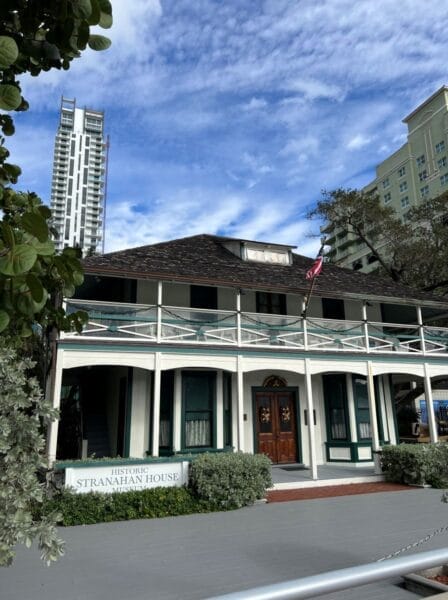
[305,255,323,280]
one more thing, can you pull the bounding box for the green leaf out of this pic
[0,84,22,111]
[20,322,33,337]
[16,290,35,316]
[77,20,90,50]
[87,0,101,25]
[72,0,92,19]
[0,245,37,275]
[98,0,112,14]
[31,239,55,256]
[0,309,10,332]
[3,162,21,182]
[98,1,113,29]
[88,34,111,51]
[1,222,15,249]
[26,273,44,302]
[21,212,49,243]
[1,115,15,135]
[99,12,113,29]
[0,36,19,69]
[37,205,52,219]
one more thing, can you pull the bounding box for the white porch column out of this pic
[47,348,64,466]
[367,361,381,473]
[424,363,438,443]
[151,352,162,456]
[172,369,182,452]
[304,359,318,480]
[382,375,397,445]
[216,370,224,449]
[236,355,245,451]
[346,374,358,444]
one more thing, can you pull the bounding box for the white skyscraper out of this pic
[50,97,109,255]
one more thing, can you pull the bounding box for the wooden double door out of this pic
[255,390,298,464]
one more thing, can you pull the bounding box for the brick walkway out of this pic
[267,481,414,502]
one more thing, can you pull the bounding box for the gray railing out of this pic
[204,547,448,599]
[62,299,448,356]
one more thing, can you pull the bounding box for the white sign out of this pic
[65,461,189,494]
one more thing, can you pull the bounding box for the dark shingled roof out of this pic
[82,234,448,307]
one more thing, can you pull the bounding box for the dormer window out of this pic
[245,247,290,264]
[221,238,295,265]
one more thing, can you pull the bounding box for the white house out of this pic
[47,234,448,480]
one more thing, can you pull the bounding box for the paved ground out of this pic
[2,488,448,600]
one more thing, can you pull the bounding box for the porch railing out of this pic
[62,299,448,356]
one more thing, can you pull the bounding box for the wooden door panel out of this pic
[255,391,298,464]
[255,393,277,463]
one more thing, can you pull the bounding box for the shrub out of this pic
[381,443,448,487]
[189,452,272,509]
[38,487,213,526]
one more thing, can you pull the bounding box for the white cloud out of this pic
[244,97,268,110]
[347,134,372,150]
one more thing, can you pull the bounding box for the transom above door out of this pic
[254,390,298,464]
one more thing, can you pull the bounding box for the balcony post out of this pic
[156,281,163,344]
[362,301,370,353]
[302,299,308,350]
[417,305,426,355]
[151,352,161,457]
[236,289,242,347]
[304,359,318,480]
[424,363,438,443]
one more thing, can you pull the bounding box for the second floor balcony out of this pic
[63,299,448,357]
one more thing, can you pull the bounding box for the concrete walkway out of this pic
[2,488,448,600]
[271,463,381,489]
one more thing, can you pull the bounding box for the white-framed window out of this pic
[383,192,392,203]
[441,173,448,186]
[401,196,410,208]
[382,177,390,189]
[418,170,427,182]
[398,166,406,177]
[420,185,429,198]
[436,141,445,154]
[416,154,426,167]
[399,181,408,193]
[438,156,447,169]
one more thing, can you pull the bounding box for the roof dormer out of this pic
[221,238,295,266]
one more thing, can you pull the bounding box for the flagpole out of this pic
[302,276,317,318]
[301,243,325,319]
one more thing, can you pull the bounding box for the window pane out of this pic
[183,372,215,448]
[353,377,371,440]
[323,374,349,441]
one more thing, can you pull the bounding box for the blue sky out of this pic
[7,0,448,255]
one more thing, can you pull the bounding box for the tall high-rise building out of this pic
[50,97,109,256]
[324,86,448,272]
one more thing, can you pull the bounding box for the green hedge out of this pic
[189,452,272,509]
[381,443,448,487]
[39,486,213,526]
[39,452,273,525]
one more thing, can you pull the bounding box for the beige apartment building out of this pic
[325,86,448,272]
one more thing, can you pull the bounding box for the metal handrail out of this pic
[205,547,448,600]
